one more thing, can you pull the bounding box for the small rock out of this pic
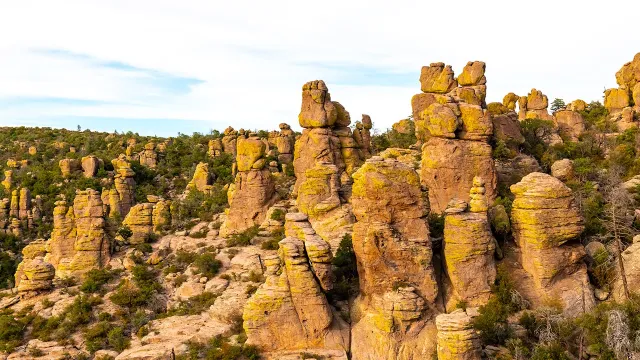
[594,288,610,301]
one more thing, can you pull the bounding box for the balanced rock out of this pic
[615,52,640,91]
[222,126,238,157]
[276,123,295,164]
[567,99,588,112]
[502,92,520,111]
[510,173,594,315]
[551,159,574,181]
[1,170,12,191]
[208,138,223,157]
[420,62,457,94]
[45,200,76,269]
[139,142,158,169]
[299,80,337,128]
[15,240,55,296]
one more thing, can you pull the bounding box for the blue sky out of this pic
[0,0,637,136]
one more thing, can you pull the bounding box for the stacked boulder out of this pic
[1,170,12,190]
[350,157,439,360]
[502,93,520,111]
[435,310,482,360]
[222,126,239,157]
[293,80,358,250]
[220,135,278,237]
[45,200,76,269]
[604,52,640,130]
[275,123,295,167]
[139,142,158,169]
[413,61,497,213]
[150,196,171,233]
[443,177,496,310]
[510,173,595,315]
[207,138,223,157]
[517,88,554,121]
[15,240,55,296]
[55,189,111,278]
[107,158,136,218]
[243,213,349,356]
[0,188,41,233]
[353,115,373,159]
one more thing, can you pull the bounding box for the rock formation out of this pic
[122,203,154,244]
[15,240,55,296]
[222,126,239,157]
[18,188,31,220]
[220,135,277,237]
[59,158,81,177]
[81,155,101,178]
[502,93,520,111]
[54,189,110,278]
[276,123,295,165]
[243,214,349,356]
[488,102,525,148]
[45,200,76,269]
[293,80,356,250]
[510,173,594,315]
[604,53,640,129]
[139,142,158,168]
[350,157,439,360]
[353,115,373,158]
[495,154,542,190]
[554,109,585,141]
[518,89,554,121]
[208,138,223,157]
[435,310,482,360]
[187,162,215,193]
[1,170,12,191]
[109,163,136,218]
[414,61,497,213]
[443,177,496,310]
[551,159,574,182]
[151,198,171,232]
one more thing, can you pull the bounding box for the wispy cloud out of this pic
[0,0,637,135]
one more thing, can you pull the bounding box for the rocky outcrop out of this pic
[353,115,373,158]
[350,157,439,360]
[139,142,158,169]
[510,173,594,315]
[45,200,76,269]
[443,177,496,310]
[603,53,640,129]
[18,188,31,220]
[112,166,136,218]
[435,310,482,360]
[222,126,239,157]
[1,170,12,191]
[208,138,223,157]
[15,240,55,296]
[55,189,111,278]
[415,61,497,213]
[81,155,101,178]
[151,198,171,232]
[489,103,525,147]
[554,109,585,141]
[59,158,81,177]
[503,93,520,111]
[220,136,277,237]
[122,203,154,244]
[276,123,295,165]
[293,80,356,250]
[517,88,554,121]
[612,236,640,301]
[187,162,214,194]
[243,229,349,356]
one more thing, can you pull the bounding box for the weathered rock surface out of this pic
[554,110,585,141]
[15,240,54,296]
[187,162,214,194]
[604,88,630,113]
[443,177,496,309]
[414,61,497,214]
[208,138,223,157]
[551,159,574,181]
[243,236,349,355]
[81,155,101,178]
[221,136,277,237]
[495,154,542,190]
[350,157,438,360]
[435,309,482,360]
[59,158,80,177]
[122,203,154,244]
[502,93,520,111]
[510,173,595,315]
[139,142,158,168]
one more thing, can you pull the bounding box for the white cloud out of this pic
[0,0,638,134]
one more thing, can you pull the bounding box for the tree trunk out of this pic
[612,205,630,300]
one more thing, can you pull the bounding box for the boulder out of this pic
[551,159,574,182]
[81,155,101,178]
[298,80,338,128]
[604,88,630,113]
[122,203,154,244]
[187,162,214,193]
[139,142,158,169]
[503,93,520,111]
[457,61,486,86]
[615,52,640,90]
[554,110,586,141]
[491,111,525,147]
[208,138,223,157]
[392,119,415,135]
[420,62,457,94]
[567,99,588,112]
[495,154,542,190]
[59,158,80,177]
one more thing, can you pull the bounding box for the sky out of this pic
[0,0,638,137]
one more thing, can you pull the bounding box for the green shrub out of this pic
[110,265,161,310]
[261,228,284,250]
[427,213,445,239]
[270,209,285,221]
[177,335,260,360]
[80,268,123,293]
[328,234,359,301]
[193,253,222,278]
[226,226,260,247]
[189,227,209,239]
[31,295,102,342]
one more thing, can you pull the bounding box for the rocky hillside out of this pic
[0,53,640,360]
